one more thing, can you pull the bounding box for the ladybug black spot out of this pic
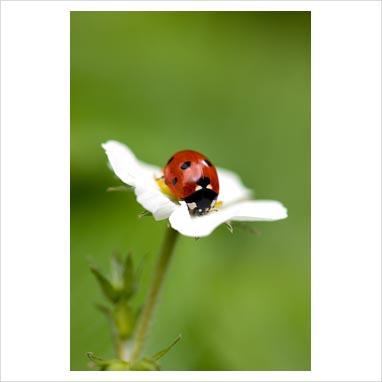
[180,161,191,170]
[172,177,178,185]
[196,177,210,188]
[167,156,174,165]
[204,159,213,167]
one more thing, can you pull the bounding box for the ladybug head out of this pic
[184,187,218,216]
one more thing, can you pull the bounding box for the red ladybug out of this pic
[163,150,220,216]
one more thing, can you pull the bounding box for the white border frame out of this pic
[1,1,381,382]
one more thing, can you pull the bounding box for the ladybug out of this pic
[163,150,220,216]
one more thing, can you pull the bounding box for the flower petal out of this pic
[102,140,142,187]
[217,167,252,204]
[169,200,287,237]
[134,181,178,221]
[102,140,178,220]
[230,200,288,221]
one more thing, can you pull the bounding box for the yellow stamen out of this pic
[210,200,223,213]
[215,200,223,209]
[155,177,176,200]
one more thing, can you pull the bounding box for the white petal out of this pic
[102,140,178,220]
[134,181,178,221]
[102,140,141,187]
[230,200,288,221]
[169,200,287,237]
[217,167,252,204]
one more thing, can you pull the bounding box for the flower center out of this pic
[155,176,177,201]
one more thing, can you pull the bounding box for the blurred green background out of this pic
[71,11,310,371]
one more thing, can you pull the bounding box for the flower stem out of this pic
[130,226,179,363]
[116,338,132,361]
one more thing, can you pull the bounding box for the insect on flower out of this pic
[102,141,287,237]
[163,150,220,216]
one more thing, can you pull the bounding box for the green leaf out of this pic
[122,253,134,297]
[95,303,111,318]
[86,352,108,370]
[90,266,119,303]
[110,252,124,289]
[151,334,182,361]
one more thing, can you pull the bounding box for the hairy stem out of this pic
[130,226,179,363]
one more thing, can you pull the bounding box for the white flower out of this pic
[102,140,287,237]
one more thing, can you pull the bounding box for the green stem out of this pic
[116,338,132,361]
[130,226,179,363]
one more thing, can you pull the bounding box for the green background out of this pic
[71,11,310,371]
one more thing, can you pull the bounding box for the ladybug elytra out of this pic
[163,150,220,216]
